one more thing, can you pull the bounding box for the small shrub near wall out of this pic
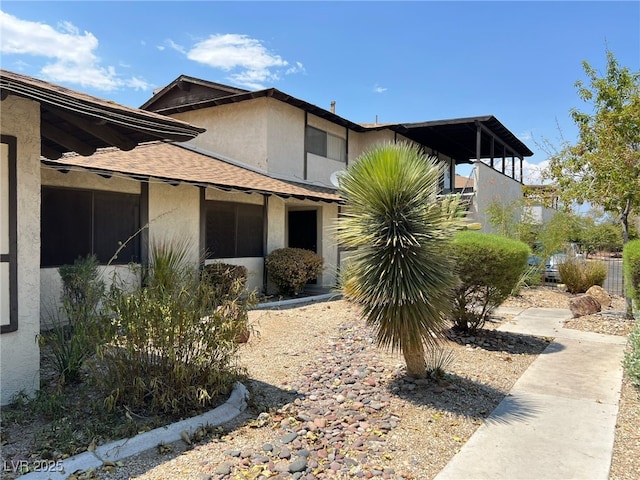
[451,231,529,332]
[46,255,106,384]
[558,258,607,294]
[265,248,324,296]
[202,263,248,298]
[625,324,640,390]
[97,239,251,415]
[623,239,640,306]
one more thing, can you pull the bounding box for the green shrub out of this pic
[624,321,640,390]
[46,255,106,384]
[202,263,248,297]
[451,232,529,332]
[558,258,607,294]
[265,247,324,295]
[623,239,640,305]
[97,239,251,415]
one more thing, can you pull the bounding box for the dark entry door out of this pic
[288,210,317,252]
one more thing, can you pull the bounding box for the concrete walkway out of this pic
[435,307,628,480]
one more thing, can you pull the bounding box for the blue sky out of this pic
[1,1,638,182]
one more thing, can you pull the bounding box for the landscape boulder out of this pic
[586,285,611,308]
[569,295,601,318]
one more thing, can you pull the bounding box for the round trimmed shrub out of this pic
[452,231,530,332]
[265,248,324,296]
[623,239,640,305]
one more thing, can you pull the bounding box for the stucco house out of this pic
[136,74,533,272]
[0,70,533,405]
[0,70,204,405]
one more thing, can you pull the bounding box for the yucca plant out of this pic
[336,142,464,378]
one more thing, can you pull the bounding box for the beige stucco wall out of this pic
[40,265,139,329]
[41,167,141,193]
[266,100,305,181]
[205,187,263,205]
[1,95,41,405]
[266,196,286,255]
[471,161,523,233]
[148,182,201,266]
[173,99,269,171]
[348,129,397,163]
[320,203,339,287]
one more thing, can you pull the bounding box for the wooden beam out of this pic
[41,122,96,156]
[475,123,482,162]
[47,107,138,151]
[41,144,64,160]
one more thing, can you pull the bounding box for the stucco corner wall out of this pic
[148,182,201,266]
[320,203,339,288]
[472,161,523,233]
[1,95,41,405]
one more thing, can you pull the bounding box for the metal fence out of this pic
[594,253,624,296]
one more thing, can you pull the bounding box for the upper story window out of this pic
[306,126,346,162]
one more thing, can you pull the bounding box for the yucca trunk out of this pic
[403,344,427,378]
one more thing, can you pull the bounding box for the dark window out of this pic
[41,187,140,267]
[205,201,263,258]
[305,126,346,162]
[305,126,327,157]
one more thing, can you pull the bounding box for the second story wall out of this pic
[172,97,455,191]
[471,161,523,233]
[173,99,270,171]
[266,100,305,182]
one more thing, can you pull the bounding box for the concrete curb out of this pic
[20,382,249,480]
[19,293,339,479]
[253,292,342,310]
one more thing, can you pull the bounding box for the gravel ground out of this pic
[93,287,627,480]
[92,299,550,480]
[3,287,638,479]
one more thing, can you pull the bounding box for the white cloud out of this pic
[522,159,550,185]
[185,33,301,89]
[285,61,305,76]
[165,39,186,55]
[517,131,533,142]
[0,11,150,92]
[373,84,387,93]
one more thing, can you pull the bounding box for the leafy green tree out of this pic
[580,218,623,254]
[486,200,520,239]
[545,51,640,244]
[537,211,583,259]
[485,199,541,247]
[336,142,463,378]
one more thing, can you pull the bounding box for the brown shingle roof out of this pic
[1,70,205,160]
[455,175,474,189]
[43,142,341,203]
